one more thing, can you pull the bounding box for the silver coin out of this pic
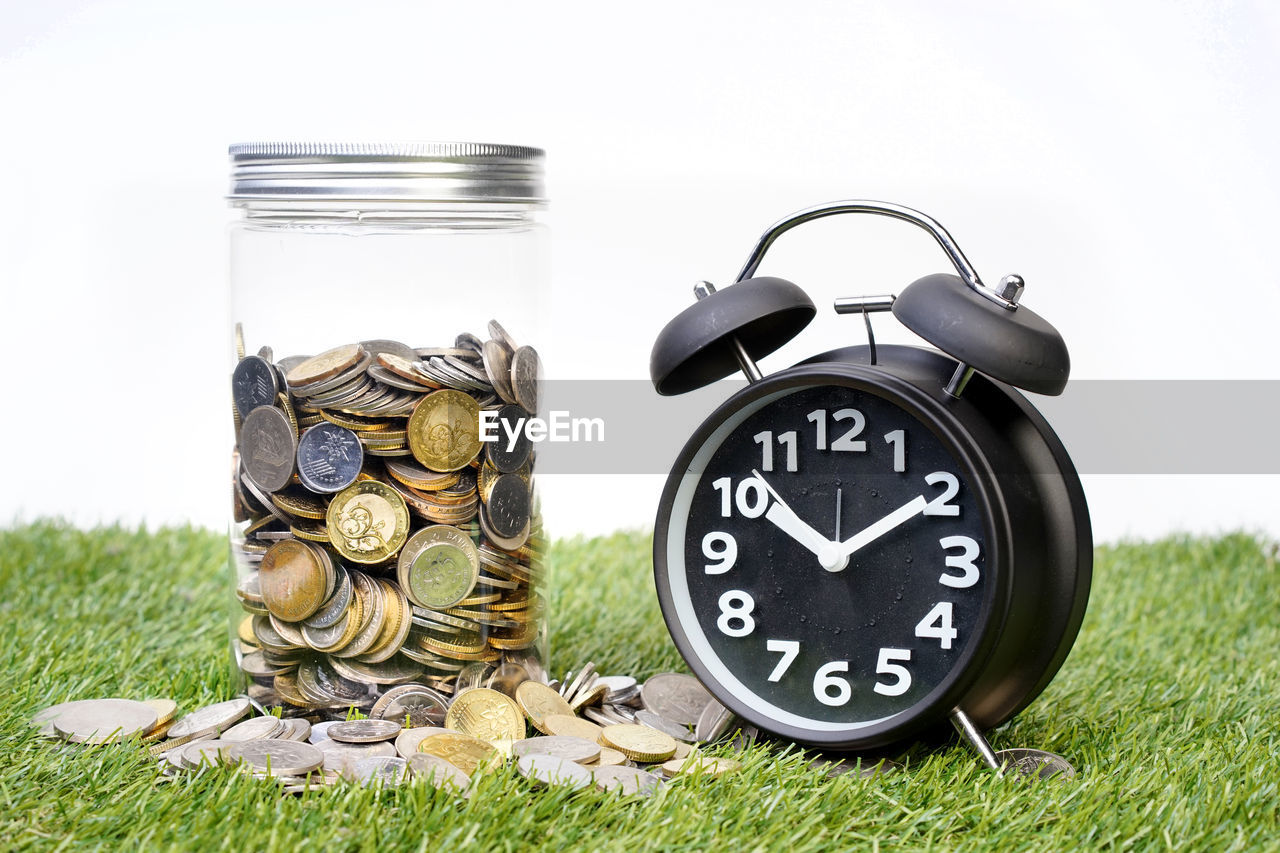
[481,341,517,404]
[483,404,532,473]
[515,753,594,790]
[181,739,234,769]
[809,754,902,778]
[509,345,540,414]
[597,676,641,707]
[327,719,402,743]
[995,749,1077,780]
[303,566,353,630]
[443,355,492,385]
[233,355,279,418]
[591,764,663,796]
[32,699,123,738]
[240,406,297,493]
[296,422,363,494]
[220,715,285,742]
[370,685,450,728]
[309,720,341,744]
[635,709,695,743]
[407,753,471,792]
[276,355,311,375]
[694,698,737,743]
[513,736,601,765]
[328,654,426,686]
[455,333,487,354]
[225,740,326,776]
[483,474,530,540]
[641,673,713,727]
[486,320,519,353]
[350,756,410,786]
[48,698,159,744]
[167,698,252,740]
[561,663,597,703]
[279,718,312,742]
[416,346,474,359]
[316,738,397,774]
[360,339,419,362]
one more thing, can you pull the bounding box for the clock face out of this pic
[657,376,996,742]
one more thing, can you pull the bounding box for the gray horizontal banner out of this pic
[517,380,1280,475]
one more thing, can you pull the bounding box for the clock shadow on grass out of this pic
[684,384,987,727]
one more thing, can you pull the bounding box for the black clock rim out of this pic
[653,362,1012,750]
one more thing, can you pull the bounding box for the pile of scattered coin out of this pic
[33,670,795,797]
[230,321,545,715]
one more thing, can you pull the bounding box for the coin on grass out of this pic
[515,682,574,735]
[395,726,456,759]
[600,724,678,763]
[694,698,736,743]
[165,698,252,741]
[417,732,501,776]
[512,735,601,765]
[351,756,410,786]
[317,739,396,774]
[220,715,285,742]
[995,749,1076,780]
[326,480,410,564]
[445,688,525,743]
[327,719,402,743]
[370,684,450,729]
[50,699,159,744]
[181,739,235,769]
[592,764,663,796]
[635,709,694,743]
[516,753,593,790]
[233,356,279,418]
[407,390,482,472]
[260,540,331,622]
[641,673,713,727]
[225,740,325,776]
[661,755,742,778]
[407,753,471,792]
[296,422,364,494]
[537,706,601,742]
[397,525,479,610]
[240,406,298,493]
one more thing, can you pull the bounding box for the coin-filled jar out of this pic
[227,143,549,720]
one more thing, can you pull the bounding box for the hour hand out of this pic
[751,470,842,570]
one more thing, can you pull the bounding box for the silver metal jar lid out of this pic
[228,142,546,206]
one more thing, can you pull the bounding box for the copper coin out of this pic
[260,540,330,622]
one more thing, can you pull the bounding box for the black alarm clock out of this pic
[650,201,1091,772]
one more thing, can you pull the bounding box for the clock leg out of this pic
[951,709,1077,780]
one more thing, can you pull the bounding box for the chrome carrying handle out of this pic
[733,199,1018,311]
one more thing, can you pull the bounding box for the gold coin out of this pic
[661,755,742,778]
[259,540,330,622]
[588,746,628,767]
[286,343,364,387]
[271,491,327,520]
[542,713,605,744]
[319,409,394,432]
[326,480,409,564]
[515,682,574,735]
[417,732,501,776]
[289,521,330,543]
[407,390,482,472]
[570,682,610,713]
[600,724,678,763]
[445,688,525,743]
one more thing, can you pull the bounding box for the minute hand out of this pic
[836,495,929,559]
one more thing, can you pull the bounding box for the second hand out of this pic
[835,487,842,541]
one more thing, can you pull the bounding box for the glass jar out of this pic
[226,142,549,722]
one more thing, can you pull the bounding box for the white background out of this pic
[1,1,1276,543]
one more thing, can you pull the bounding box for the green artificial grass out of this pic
[0,522,1277,852]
